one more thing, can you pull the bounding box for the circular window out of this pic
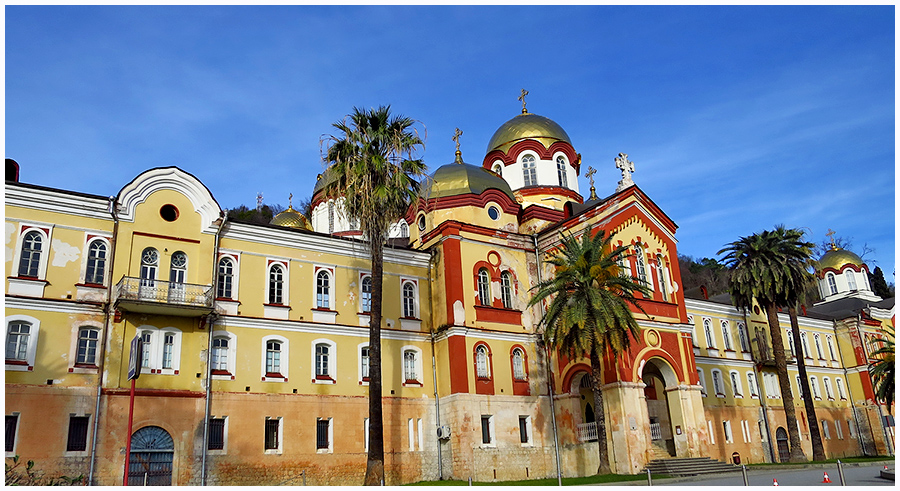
[417,214,426,231]
[487,206,501,220]
[160,204,179,222]
[141,248,159,265]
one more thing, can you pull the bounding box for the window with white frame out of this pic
[217,257,235,299]
[361,275,372,313]
[17,230,45,277]
[809,375,821,399]
[84,239,108,285]
[656,254,668,298]
[730,370,742,397]
[6,413,19,454]
[801,332,811,358]
[796,375,804,400]
[264,417,282,453]
[268,264,285,305]
[697,369,707,397]
[211,331,236,377]
[316,418,332,452]
[704,318,715,349]
[364,418,370,452]
[848,419,856,438]
[169,251,187,292]
[6,320,34,364]
[836,377,846,400]
[787,329,796,356]
[140,330,152,368]
[312,339,336,382]
[835,419,844,440]
[261,335,288,381]
[512,347,526,381]
[161,331,176,369]
[826,273,837,295]
[845,270,857,290]
[75,327,100,366]
[402,281,417,318]
[738,323,749,352]
[721,321,733,350]
[821,420,831,439]
[140,247,159,289]
[814,333,825,359]
[315,269,333,310]
[688,315,697,347]
[634,244,647,286]
[522,155,537,186]
[477,268,491,306]
[723,420,733,443]
[475,344,491,379]
[707,420,716,444]
[826,336,836,360]
[403,348,420,383]
[519,415,533,445]
[500,271,514,309]
[359,344,370,382]
[747,372,759,398]
[136,326,182,374]
[823,377,834,400]
[480,415,495,445]
[556,156,568,187]
[712,369,724,397]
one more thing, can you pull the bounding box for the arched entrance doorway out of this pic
[775,427,790,463]
[639,357,687,458]
[128,426,174,485]
[572,371,599,442]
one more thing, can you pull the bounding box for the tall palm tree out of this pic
[528,229,650,474]
[321,105,426,485]
[869,324,895,414]
[775,226,826,461]
[719,229,810,462]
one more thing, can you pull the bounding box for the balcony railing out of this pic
[576,422,598,442]
[115,277,214,316]
[650,422,662,441]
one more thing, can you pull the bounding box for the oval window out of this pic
[487,206,501,220]
[417,214,426,231]
[160,204,179,222]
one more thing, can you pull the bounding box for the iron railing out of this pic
[576,422,598,442]
[650,422,662,441]
[115,276,213,309]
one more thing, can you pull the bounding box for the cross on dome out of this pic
[519,89,529,114]
[452,127,464,164]
[586,166,598,200]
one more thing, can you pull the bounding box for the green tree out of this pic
[321,105,426,485]
[775,226,826,461]
[871,266,893,299]
[869,325,895,414]
[719,228,811,462]
[528,230,650,474]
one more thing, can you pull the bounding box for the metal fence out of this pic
[116,276,213,308]
[577,422,598,442]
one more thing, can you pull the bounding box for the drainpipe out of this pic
[532,234,563,485]
[88,196,119,485]
[428,248,444,480]
[201,211,227,485]
[744,308,775,463]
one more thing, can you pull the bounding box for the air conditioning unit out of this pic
[437,425,451,440]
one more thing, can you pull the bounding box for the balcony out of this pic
[115,277,214,317]
[752,336,796,367]
[576,422,598,442]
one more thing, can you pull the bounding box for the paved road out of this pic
[656,464,892,486]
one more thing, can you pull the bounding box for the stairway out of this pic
[643,457,741,476]
[647,441,672,461]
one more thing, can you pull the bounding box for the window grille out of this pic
[208,418,225,450]
[5,415,18,452]
[475,345,489,378]
[316,419,329,450]
[512,348,526,380]
[66,416,90,452]
[264,419,280,450]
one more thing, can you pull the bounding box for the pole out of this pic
[646,468,652,486]
[836,459,846,486]
[741,464,749,486]
[123,377,136,486]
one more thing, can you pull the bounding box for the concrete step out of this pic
[644,457,741,476]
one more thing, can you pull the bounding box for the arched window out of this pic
[327,201,335,234]
[399,222,409,238]
[823,377,834,400]
[512,348,526,381]
[6,321,31,361]
[266,340,282,376]
[633,244,647,286]
[800,332,811,358]
[826,336,836,360]
[403,349,417,382]
[315,343,330,378]
[845,270,857,290]
[809,375,821,399]
[826,273,837,295]
[697,368,707,396]
[211,337,229,373]
[168,251,187,302]
[140,247,159,288]
[721,321,733,350]
[787,329,795,355]
[836,377,846,400]
[492,163,503,177]
[656,254,668,298]
[522,155,537,186]
[747,372,759,397]
[361,276,372,313]
[712,370,723,396]
[730,371,742,397]
[268,264,284,304]
[737,323,749,352]
[704,318,715,348]
[316,270,331,309]
[556,156,568,187]
[18,231,43,277]
[477,268,491,306]
[500,271,514,309]
[85,240,107,285]
[217,258,234,299]
[402,282,417,318]
[76,327,100,366]
[814,333,824,359]
[475,345,490,379]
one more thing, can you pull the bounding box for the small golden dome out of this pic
[818,247,864,271]
[486,113,572,154]
[421,162,515,201]
[313,167,339,196]
[271,206,311,230]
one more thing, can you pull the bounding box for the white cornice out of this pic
[219,315,429,342]
[537,199,677,251]
[117,167,222,232]
[5,296,105,315]
[6,184,111,221]
[436,326,538,344]
[223,222,431,269]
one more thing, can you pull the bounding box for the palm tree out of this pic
[869,325,895,414]
[719,229,811,462]
[321,105,426,485]
[774,226,826,461]
[528,229,650,474]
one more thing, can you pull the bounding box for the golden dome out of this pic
[271,206,311,230]
[486,113,572,154]
[313,167,338,195]
[421,161,515,201]
[818,247,864,271]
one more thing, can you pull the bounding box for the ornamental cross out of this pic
[452,128,463,153]
[256,192,264,211]
[826,229,837,249]
[586,166,599,200]
[615,152,635,192]
[288,193,293,209]
[518,89,529,114]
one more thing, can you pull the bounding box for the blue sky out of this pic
[6,6,895,280]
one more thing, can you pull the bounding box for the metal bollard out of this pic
[381,479,384,486]
[742,464,749,486]
[836,460,845,486]
[647,468,652,486]
[468,476,473,486]
[302,469,306,486]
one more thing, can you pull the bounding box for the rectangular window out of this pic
[208,418,226,450]
[361,347,370,380]
[364,418,369,453]
[822,420,831,440]
[481,415,493,445]
[140,331,152,368]
[707,420,715,444]
[835,419,844,440]
[265,418,280,451]
[723,420,733,443]
[408,418,415,451]
[316,418,330,451]
[403,350,417,382]
[519,416,531,444]
[417,418,423,451]
[66,415,90,452]
[76,328,99,365]
[848,419,856,438]
[162,333,174,369]
[315,344,329,377]
[6,415,18,452]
